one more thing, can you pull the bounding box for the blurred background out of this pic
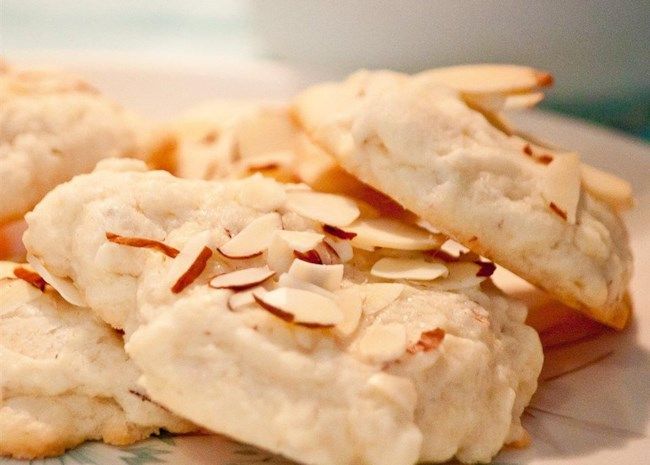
[2,0,648,139]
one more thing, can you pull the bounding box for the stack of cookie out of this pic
[0,63,634,464]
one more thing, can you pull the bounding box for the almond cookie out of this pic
[0,64,173,225]
[23,160,542,464]
[170,100,298,181]
[0,261,194,459]
[293,68,633,329]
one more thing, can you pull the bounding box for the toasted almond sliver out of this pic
[541,153,581,224]
[105,232,179,258]
[26,254,85,307]
[253,287,343,328]
[323,224,357,240]
[347,218,446,251]
[167,231,213,293]
[0,277,43,315]
[274,230,325,253]
[333,287,363,337]
[210,266,275,291]
[13,267,46,291]
[370,257,448,281]
[288,259,344,291]
[266,230,326,273]
[218,213,282,258]
[228,286,266,311]
[431,262,486,291]
[418,64,553,94]
[357,323,407,363]
[277,273,336,300]
[581,163,633,210]
[285,191,360,227]
[361,283,405,315]
[324,237,354,263]
[406,328,445,354]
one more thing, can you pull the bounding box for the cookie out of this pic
[23,160,542,464]
[0,261,194,459]
[170,100,298,181]
[0,64,173,225]
[293,67,633,329]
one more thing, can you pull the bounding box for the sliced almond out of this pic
[239,150,295,174]
[357,323,407,363]
[465,92,544,113]
[253,287,343,328]
[26,254,85,307]
[274,230,325,253]
[323,224,357,240]
[361,283,405,315]
[417,64,553,95]
[167,231,213,293]
[210,266,275,291]
[13,266,46,291]
[346,218,446,251]
[474,260,496,277]
[431,262,486,291]
[406,328,445,354]
[503,92,544,110]
[285,191,360,227]
[541,153,581,224]
[0,277,43,315]
[105,232,179,258]
[371,257,448,281]
[581,163,633,210]
[228,286,266,311]
[293,249,323,264]
[324,237,354,263]
[218,213,282,258]
[288,259,344,291]
[277,273,336,300]
[333,287,363,337]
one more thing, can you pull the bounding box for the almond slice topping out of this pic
[0,277,43,314]
[541,152,581,224]
[26,254,85,306]
[333,287,363,337]
[13,266,46,291]
[253,287,343,328]
[324,237,353,263]
[581,163,633,210]
[288,259,344,291]
[105,232,179,258]
[210,266,275,291]
[167,231,213,293]
[218,212,282,258]
[323,224,357,240]
[431,262,486,291]
[274,230,325,252]
[361,283,405,315]
[278,273,336,299]
[266,230,325,273]
[406,328,445,354]
[371,257,448,281]
[417,64,553,94]
[285,191,360,227]
[346,218,446,251]
[228,286,266,311]
[357,323,407,363]
[293,249,322,264]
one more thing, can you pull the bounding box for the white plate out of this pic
[3,54,649,465]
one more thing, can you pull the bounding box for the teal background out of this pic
[1,0,648,140]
